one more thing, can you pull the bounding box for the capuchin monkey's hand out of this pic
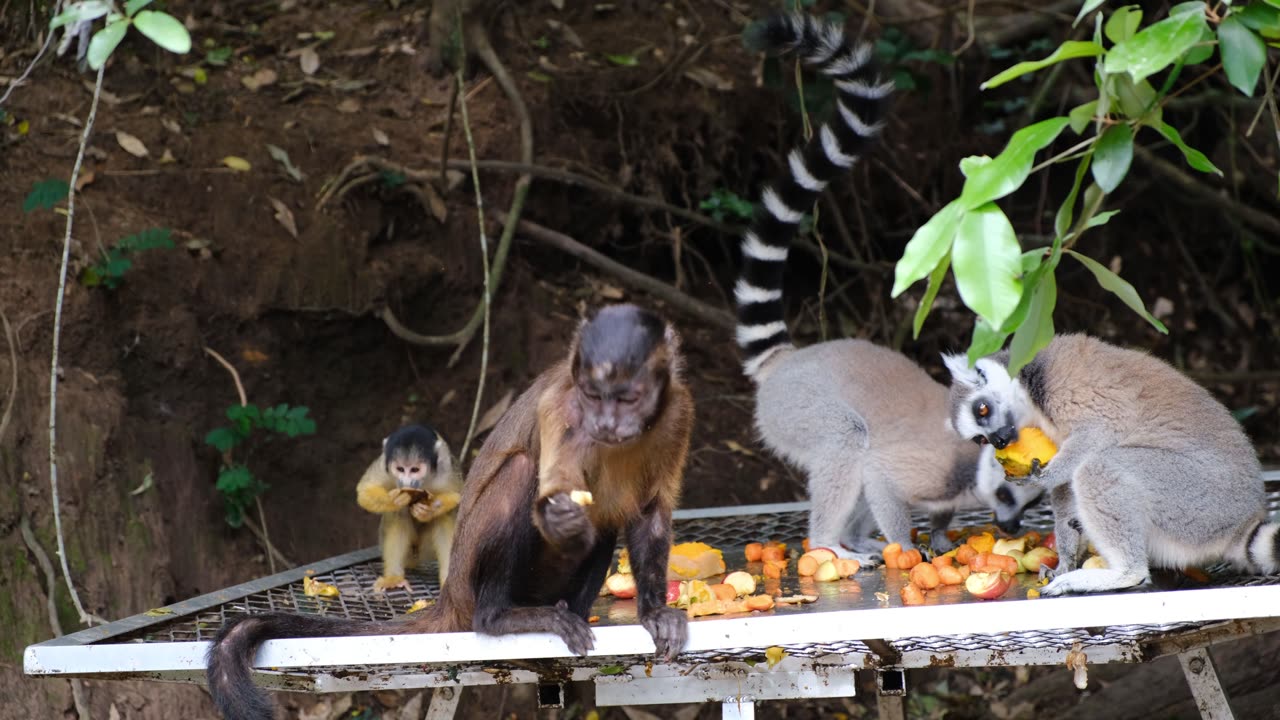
[536,492,597,553]
[641,606,688,662]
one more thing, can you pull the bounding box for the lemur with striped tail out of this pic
[736,14,1042,564]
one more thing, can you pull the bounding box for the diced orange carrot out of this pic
[761,545,786,562]
[900,583,926,606]
[797,555,819,577]
[744,594,775,611]
[882,542,903,566]
[745,543,764,562]
[909,562,941,590]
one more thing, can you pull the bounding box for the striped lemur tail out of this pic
[1245,519,1280,575]
[735,14,894,380]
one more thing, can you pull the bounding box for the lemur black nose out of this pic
[997,516,1021,535]
[990,425,1018,449]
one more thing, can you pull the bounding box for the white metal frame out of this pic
[23,472,1280,719]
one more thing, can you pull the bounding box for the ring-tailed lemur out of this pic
[944,334,1280,595]
[735,14,1043,565]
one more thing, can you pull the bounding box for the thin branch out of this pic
[240,514,294,569]
[49,63,104,629]
[0,0,62,107]
[1134,145,1280,237]
[381,24,533,361]
[202,345,282,574]
[19,517,91,720]
[202,346,247,407]
[455,18,494,464]
[0,307,17,445]
[494,212,735,330]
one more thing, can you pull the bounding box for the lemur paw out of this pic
[641,606,688,662]
[372,575,411,593]
[537,492,597,552]
[833,545,883,567]
[929,536,957,554]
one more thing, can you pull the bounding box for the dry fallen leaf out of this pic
[240,68,278,91]
[267,196,298,238]
[474,389,515,436]
[371,127,390,146]
[74,171,96,191]
[158,148,177,164]
[222,156,252,172]
[241,348,270,365]
[724,440,755,457]
[299,47,320,75]
[684,67,733,92]
[337,98,361,113]
[161,117,183,134]
[116,130,150,158]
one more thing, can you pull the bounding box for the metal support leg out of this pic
[875,669,906,720]
[876,695,905,720]
[722,697,755,720]
[1178,648,1234,720]
[426,686,461,720]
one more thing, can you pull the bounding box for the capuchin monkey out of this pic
[732,13,1042,564]
[945,334,1280,596]
[206,303,694,720]
[355,424,461,592]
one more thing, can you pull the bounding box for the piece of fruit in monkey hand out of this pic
[993,427,1058,478]
[666,542,726,580]
[570,490,594,506]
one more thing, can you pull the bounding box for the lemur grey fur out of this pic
[945,334,1280,595]
[734,14,1042,565]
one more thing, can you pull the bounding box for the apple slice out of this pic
[1020,546,1059,573]
[964,570,1012,600]
[804,548,839,565]
[813,560,841,582]
[723,571,756,596]
[605,572,637,599]
[992,537,1028,557]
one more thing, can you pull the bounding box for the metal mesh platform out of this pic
[23,479,1280,700]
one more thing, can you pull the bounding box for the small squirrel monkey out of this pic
[356,424,461,593]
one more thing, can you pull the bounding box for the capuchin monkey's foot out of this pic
[372,575,412,593]
[549,600,596,656]
[537,492,597,552]
[641,606,688,662]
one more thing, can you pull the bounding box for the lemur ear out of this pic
[942,353,984,387]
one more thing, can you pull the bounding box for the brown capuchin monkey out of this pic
[206,303,695,720]
[355,423,461,592]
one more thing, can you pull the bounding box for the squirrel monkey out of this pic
[356,424,461,593]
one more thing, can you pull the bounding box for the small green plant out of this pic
[894,1,1280,373]
[205,403,317,527]
[80,227,174,289]
[51,0,191,70]
[23,178,71,213]
[700,188,755,224]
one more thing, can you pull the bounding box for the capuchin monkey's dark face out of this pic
[573,304,671,446]
[575,366,666,446]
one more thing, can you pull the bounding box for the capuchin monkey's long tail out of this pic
[206,609,443,720]
[735,14,894,380]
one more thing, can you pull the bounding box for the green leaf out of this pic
[50,0,111,29]
[1183,26,1217,65]
[1104,5,1142,44]
[1218,16,1267,96]
[912,252,951,338]
[1084,209,1120,230]
[892,199,962,296]
[87,19,129,70]
[981,41,1105,90]
[1155,122,1222,175]
[124,0,153,16]
[1104,8,1206,83]
[1055,156,1093,238]
[951,203,1024,328]
[132,10,191,55]
[1109,73,1160,122]
[967,318,1010,366]
[1065,249,1168,333]
[957,117,1070,210]
[605,53,638,67]
[1007,271,1057,374]
[23,178,70,212]
[1091,124,1134,193]
[958,155,992,178]
[205,427,241,453]
[1068,100,1098,134]
[1074,0,1107,27]
[1232,3,1280,33]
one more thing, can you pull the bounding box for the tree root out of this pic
[492,211,734,330]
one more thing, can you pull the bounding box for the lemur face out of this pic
[942,354,1034,450]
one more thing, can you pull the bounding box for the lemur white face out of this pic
[942,354,1034,449]
[973,444,1044,533]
